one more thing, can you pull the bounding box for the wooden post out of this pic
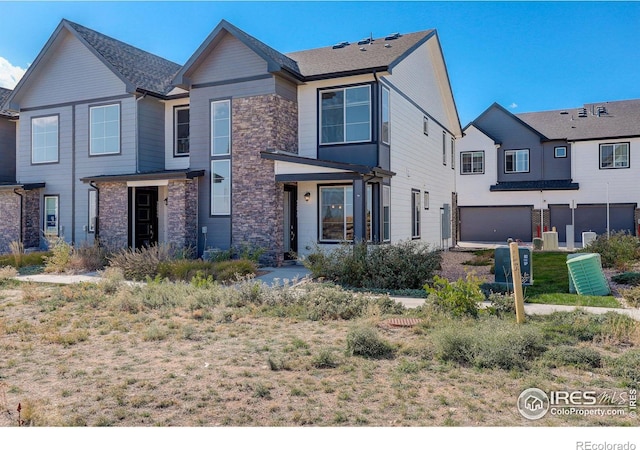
[509,242,526,324]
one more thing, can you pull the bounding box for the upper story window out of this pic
[411,189,421,239]
[320,85,371,144]
[90,104,120,155]
[211,100,230,156]
[442,132,447,165]
[451,137,455,170]
[423,116,429,136]
[505,149,529,173]
[461,151,484,174]
[554,146,567,158]
[600,142,629,169]
[174,106,189,157]
[32,115,58,164]
[381,86,390,145]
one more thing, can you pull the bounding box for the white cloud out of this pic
[509,102,518,109]
[0,56,26,89]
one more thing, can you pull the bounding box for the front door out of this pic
[283,186,298,260]
[134,187,158,248]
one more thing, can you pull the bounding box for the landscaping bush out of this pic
[43,237,74,273]
[486,292,516,317]
[158,259,217,281]
[543,345,602,369]
[604,350,640,388]
[346,325,395,359]
[425,274,484,318]
[68,241,108,272]
[620,286,640,308]
[107,244,177,281]
[213,259,257,282]
[581,231,640,270]
[303,241,441,290]
[536,310,607,344]
[611,272,640,286]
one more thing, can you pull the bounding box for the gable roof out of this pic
[8,19,181,107]
[174,19,302,87]
[516,99,640,141]
[0,87,17,118]
[472,102,548,142]
[286,30,436,80]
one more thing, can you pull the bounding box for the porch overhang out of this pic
[490,179,579,192]
[0,182,46,191]
[80,169,205,184]
[261,150,395,182]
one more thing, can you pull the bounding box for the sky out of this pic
[1,1,640,125]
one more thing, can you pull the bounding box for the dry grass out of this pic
[0,280,638,427]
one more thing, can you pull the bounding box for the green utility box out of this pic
[494,246,533,286]
[567,253,602,294]
[566,253,610,296]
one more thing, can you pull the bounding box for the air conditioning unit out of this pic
[582,231,597,248]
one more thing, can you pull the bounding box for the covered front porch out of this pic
[261,150,394,260]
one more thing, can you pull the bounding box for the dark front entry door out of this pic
[283,186,298,260]
[134,187,158,248]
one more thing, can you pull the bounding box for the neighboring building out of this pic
[456,101,640,244]
[1,19,462,264]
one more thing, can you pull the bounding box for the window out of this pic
[381,86,390,144]
[451,138,455,170]
[505,149,529,173]
[424,191,430,210]
[423,116,429,136]
[382,185,390,242]
[32,116,58,163]
[211,160,231,215]
[90,104,120,155]
[461,151,485,174]
[554,146,567,158]
[174,106,189,156]
[211,100,230,156]
[600,143,629,169]
[88,190,97,233]
[411,189,421,239]
[320,85,371,144]
[44,195,59,236]
[442,132,447,165]
[320,186,353,241]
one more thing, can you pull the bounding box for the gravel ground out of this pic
[435,250,492,283]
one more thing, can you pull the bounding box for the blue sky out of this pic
[1,1,639,125]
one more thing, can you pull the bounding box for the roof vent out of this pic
[384,43,391,48]
[385,33,401,41]
[560,111,569,115]
[596,106,607,116]
[577,108,588,118]
[332,41,350,49]
[357,37,372,45]
[359,47,366,52]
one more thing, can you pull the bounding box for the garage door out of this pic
[550,203,636,243]
[459,206,532,242]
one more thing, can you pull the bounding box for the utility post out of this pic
[509,242,526,324]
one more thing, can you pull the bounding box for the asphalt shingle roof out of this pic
[286,30,434,78]
[65,20,182,96]
[516,99,640,141]
[0,87,17,118]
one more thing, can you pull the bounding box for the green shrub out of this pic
[581,231,640,270]
[611,272,640,286]
[311,348,340,368]
[213,259,257,282]
[0,251,49,269]
[158,259,217,281]
[544,345,602,369]
[537,310,607,344]
[425,274,484,318]
[486,292,516,317]
[43,237,73,273]
[303,241,441,290]
[346,325,395,359]
[604,350,640,388]
[232,242,266,264]
[108,244,176,280]
[433,318,546,370]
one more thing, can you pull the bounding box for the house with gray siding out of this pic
[456,100,640,244]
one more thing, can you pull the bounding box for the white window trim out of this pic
[319,85,372,145]
[174,105,190,157]
[461,151,485,175]
[44,195,59,236]
[504,149,530,173]
[211,159,231,216]
[31,115,59,164]
[599,142,629,169]
[211,100,231,156]
[90,103,121,156]
[554,146,567,158]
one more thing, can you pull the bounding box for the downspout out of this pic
[13,188,24,244]
[135,93,147,174]
[90,181,100,241]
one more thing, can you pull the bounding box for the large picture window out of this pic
[461,151,485,174]
[505,149,529,173]
[32,116,58,164]
[319,185,372,242]
[320,85,371,144]
[44,195,59,236]
[600,143,629,169]
[211,160,231,215]
[211,100,230,156]
[174,106,189,156]
[90,104,120,155]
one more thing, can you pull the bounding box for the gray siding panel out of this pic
[460,206,532,242]
[543,141,572,179]
[137,97,165,172]
[275,76,298,103]
[0,118,16,182]
[191,32,269,85]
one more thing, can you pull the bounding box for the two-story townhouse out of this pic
[5,19,203,252]
[457,100,640,244]
[174,20,462,265]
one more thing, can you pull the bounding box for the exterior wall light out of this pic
[304,192,311,202]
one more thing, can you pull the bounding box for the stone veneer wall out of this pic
[23,189,41,248]
[231,94,298,266]
[531,209,551,239]
[97,182,129,251]
[0,191,20,254]
[167,179,198,250]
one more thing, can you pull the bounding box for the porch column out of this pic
[353,178,367,242]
